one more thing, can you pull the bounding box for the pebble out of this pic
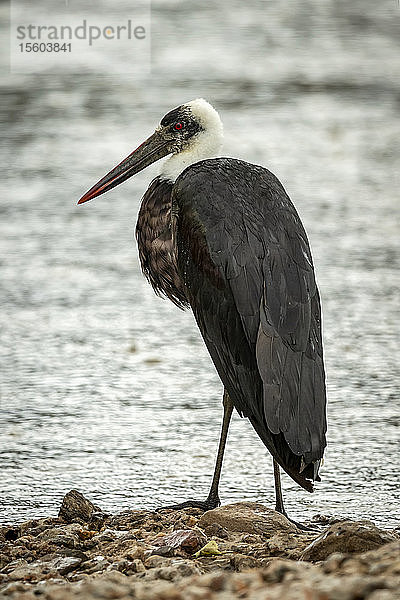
[0,491,398,599]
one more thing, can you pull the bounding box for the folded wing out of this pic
[172,158,327,490]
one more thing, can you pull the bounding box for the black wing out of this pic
[172,158,327,491]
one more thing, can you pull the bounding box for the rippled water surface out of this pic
[1,1,399,527]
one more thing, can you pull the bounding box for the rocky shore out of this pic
[1,491,399,599]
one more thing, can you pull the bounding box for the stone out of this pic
[83,556,111,574]
[202,523,229,539]
[198,502,298,537]
[106,509,158,531]
[325,540,400,578]
[0,581,29,595]
[58,490,102,524]
[230,553,260,571]
[369,591,399,600]
[313,574,388,600]
[261,557,316,584]
[267,531,315,559]
[195,571,227,591]
[144,555,172,569]
[322,552,347,573]
[0,528,19,543]
[129,558,146,573]
[143,560,201,582]
[19,518,61,538]
[151,529,207,556]
[103,536,145,562]
[301,520,399,562]
[84,577,130,599]
[34,524,84,550]
[7,553,83,581]
[1,499,399,600]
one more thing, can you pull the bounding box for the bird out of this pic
[78,98,327,522]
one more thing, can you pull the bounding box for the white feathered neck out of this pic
[160,98,223,182]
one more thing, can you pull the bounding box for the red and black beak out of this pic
[78,130,172,204]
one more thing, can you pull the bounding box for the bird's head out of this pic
[78,98,223,204]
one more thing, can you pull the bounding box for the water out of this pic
[1,0,399,527]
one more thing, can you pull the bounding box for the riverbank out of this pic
[1,490,399,599]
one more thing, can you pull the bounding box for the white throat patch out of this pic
[160,98,223,182]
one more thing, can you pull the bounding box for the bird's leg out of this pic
[157,390,234,512]
[273,458,286,515]
[206,391,234,506]
[273,459,317,532]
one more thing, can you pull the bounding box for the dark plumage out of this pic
[137,158,326,491]
[136,177,187,308]
[78,99,327,519]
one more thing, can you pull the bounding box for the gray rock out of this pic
[82,555,111,574]
[198,502,298,537]
[47,555,83,576]
[312,574,390,600]
[202,523,229,539]
[35,524,83,549]
[126,558,146,574]
[301,520,399,562]
[141,560,201,582]
[1,502,399,599]
[77,575,130,599]
[7,553,83,581]
[2,559,29,576]
[58,490,102,524]
[267,530,315,559]
[261,557,317,584]
[144,555,172,569]
[230,553,260,571]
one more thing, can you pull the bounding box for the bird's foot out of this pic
[156,495,220,513]
[276,508,318,532]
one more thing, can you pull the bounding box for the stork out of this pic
[78,99,327,521]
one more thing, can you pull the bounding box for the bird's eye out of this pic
[174,122,184,131]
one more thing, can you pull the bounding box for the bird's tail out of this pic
[249,417,320,493]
